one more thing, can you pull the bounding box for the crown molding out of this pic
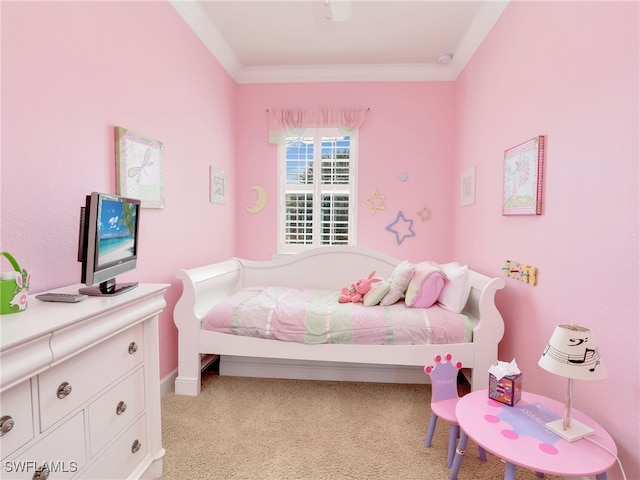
[448,0,510,78]
[171,0,510,84]
[170,0,243,78]
[236,63,456,84]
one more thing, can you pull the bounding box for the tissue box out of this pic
[489,373,522,406]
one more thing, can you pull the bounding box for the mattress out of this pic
[201,286,471,345]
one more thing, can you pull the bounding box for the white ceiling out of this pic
[170,0,510,84]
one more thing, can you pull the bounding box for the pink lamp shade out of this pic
[538,324,607,381]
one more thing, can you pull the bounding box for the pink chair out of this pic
[424,353,487,468]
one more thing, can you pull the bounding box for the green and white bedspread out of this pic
[202,286,469,345]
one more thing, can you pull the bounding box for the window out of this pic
[278,127,358,253]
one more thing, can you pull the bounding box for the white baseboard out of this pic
[220,356,430,384]
[163,355,221,397]
[160,368,178,397]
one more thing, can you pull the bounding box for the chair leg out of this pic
[447,424,459,468]
[424,414,438,447]
[448,431,468,480]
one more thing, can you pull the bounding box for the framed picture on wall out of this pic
[116,126,165,208]
[460,166,476,206]
[210,166,226,204]
[502,135,545,215]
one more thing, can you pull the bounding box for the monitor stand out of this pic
[79,278,139,297]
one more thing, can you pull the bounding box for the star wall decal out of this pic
[417,207,432,222]
[364,189,385,214]
[399,173,408,182]
[385,211,415,245]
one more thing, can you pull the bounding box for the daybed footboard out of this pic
[174,259,241,395]
[464,273,505,390]
[173,247,505,396]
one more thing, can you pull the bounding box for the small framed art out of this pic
[116,126,164,208]
[461,166,476,206]
[502,135,545,215]
[210,167,226,204]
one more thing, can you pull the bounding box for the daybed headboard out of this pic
[237,246,400,290]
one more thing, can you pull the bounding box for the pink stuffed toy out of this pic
[339,271,381,303]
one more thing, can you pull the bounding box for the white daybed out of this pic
[173,246,505,396]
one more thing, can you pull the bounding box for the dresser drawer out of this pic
[38,323,144,432]
[0,380,34,461]
[88,366,145,457]
[80,415,147,480]
[3,412,86,479]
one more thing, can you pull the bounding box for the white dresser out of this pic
[0,284,168,479]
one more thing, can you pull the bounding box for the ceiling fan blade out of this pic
[310,1,335,33]
[327,0,352,22]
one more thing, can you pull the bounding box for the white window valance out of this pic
[268,108,368,144]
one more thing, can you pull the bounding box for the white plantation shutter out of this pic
[278,128,357,253]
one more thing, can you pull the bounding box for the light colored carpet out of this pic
[160,369,562,479]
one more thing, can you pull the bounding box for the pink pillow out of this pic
[405,262,447,308]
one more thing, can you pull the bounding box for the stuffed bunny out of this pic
[339,271,381,303]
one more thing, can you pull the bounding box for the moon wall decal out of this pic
[246,184,267,214]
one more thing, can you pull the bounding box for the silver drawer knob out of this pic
[0,415,14,436]
[32,465,50,480]
[131,439,141,453]
[128,342,138,355]
[116,400,128,415]
[57,382,72,399]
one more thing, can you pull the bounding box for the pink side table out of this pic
[449,390,617,480]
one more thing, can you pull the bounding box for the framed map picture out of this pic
[210,166,226,204]
[116,126,164,208]
[461,166,476,206]
[502,135,545,215]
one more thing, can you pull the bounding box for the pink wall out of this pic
[235,82,457,263]
[3,1,638,476]
[454,2,639,478]
[1,1,237,378]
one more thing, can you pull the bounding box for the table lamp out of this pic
[538,324,607,442]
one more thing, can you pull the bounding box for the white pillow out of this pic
[437,263,472,313]
[380,260,415,306]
